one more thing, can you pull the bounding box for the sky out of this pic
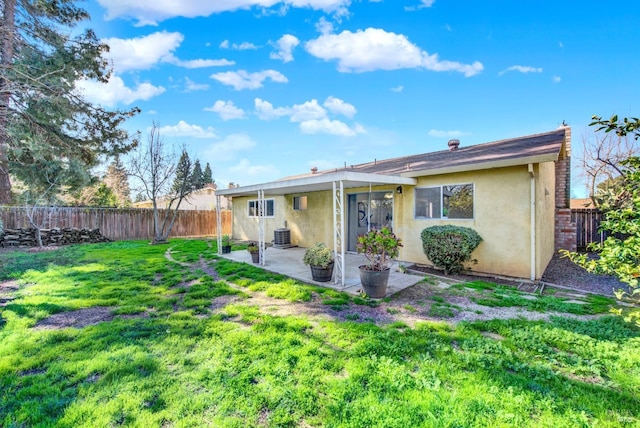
[77,0,640,197]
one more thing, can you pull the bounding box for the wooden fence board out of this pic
[0,207,232,241]
[571,208,623,251]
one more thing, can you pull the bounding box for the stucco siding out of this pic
[396,166,533,278]
[535,161,557,278]
[283,191,334,247]
[231,195,287,242]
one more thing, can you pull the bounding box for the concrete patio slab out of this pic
[219,247,425,297]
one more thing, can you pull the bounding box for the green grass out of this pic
[0,240,639,427]
[455,281,617,315]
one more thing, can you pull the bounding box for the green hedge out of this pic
[420,225,482,274]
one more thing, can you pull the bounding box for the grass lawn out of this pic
[0,239,639,427]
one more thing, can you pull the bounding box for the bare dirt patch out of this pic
[33,307,116,330]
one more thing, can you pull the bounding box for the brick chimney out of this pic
[448,139,460,151]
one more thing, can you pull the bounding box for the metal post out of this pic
[215,194,223,255]
[258,189,265,266]
[333,180,345,287]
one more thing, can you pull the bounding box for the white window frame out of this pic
[414,184,475,220]
[293,195,308,211]
[247,198,275,218]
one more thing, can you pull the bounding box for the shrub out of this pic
[302,242,334,268]
[420,225,482,274]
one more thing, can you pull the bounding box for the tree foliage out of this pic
[0,0,139,204]
[203,162,213,185]
[190,159,204,190]
[563,116,640,327]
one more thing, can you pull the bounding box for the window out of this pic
[415,184,474,219]
[248,199,275,217]
[293,196,307,210]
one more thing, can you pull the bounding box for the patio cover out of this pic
[215,170,417,288]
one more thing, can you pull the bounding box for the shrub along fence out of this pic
[0,206,232,241]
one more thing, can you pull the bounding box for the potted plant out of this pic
[356,227,403,298]
[302,242,335,282]
[247,241,260,263]
[221,235,232,254]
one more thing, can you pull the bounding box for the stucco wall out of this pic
[283,191,334,247]
[230,195,287,242]
[535,161,557,278]
[395,166,534,278]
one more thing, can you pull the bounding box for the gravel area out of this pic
[541,253,628,296]
[409,253,630,297]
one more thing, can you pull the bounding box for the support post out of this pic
[215,194,223,255]
[258,189,266,266]
[333,180,345,287]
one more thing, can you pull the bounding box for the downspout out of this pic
[528,163,536,281]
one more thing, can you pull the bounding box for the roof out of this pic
[218,127,569,197]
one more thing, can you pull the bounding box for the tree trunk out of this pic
[0,0,16,204]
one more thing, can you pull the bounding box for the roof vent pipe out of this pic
[311,167,318,174]
[448,139,460,151]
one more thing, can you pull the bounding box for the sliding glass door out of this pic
[347,191,394,252]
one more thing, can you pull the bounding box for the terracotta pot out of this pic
[359,266,390,298]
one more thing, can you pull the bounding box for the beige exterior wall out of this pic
[231,195,288,242]
[231,163,557,280]
[535,161,557,277]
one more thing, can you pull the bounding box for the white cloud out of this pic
[104,31,234,72]
[76,75,165,107]
[220,39,259,50]
[305,28,483,76]
[205,134,257,161]
[552,75,562,83]
[254,98,291,120]
[158,120,218,139]
[390,85,404,92]
[299,119,365,136]
[498,65,543,76]
[270,34,300,63]
[184,77,209,91]
[228,158,279,177]
[97,0,352,26]
[427,129,469,138]
[323,96,356,118]
[405,0,435,11]
[211,69,288,90]
[166,56,234,68]
[289,99,327,122]
[315,17,334,34]
[204,100,246,121]
[103,31,182,72]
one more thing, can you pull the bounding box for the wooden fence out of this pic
[571,208,624,251]
[0,206,232,241]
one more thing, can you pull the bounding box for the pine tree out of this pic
[173,151,192,195]
[190,159,204,190]
[104,157,131,207]
[203,162,214,185]
[0,0,139,203]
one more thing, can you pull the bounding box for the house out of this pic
[217,126,574,285]
[133,183,231,210]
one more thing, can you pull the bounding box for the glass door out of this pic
[347,191,394,252]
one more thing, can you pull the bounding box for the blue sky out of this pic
[78,0,639,196]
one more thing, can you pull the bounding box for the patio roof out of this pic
[217,170,417,197]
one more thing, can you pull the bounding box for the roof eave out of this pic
[400,153,559,178]
[217,170,417,197]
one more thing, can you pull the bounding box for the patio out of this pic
[220,246,426,297]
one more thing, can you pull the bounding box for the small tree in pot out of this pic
[356,227,403,298]
[221,235,232,254]
[303,242,335,282]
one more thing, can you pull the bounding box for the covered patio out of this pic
[219,246,426,297]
